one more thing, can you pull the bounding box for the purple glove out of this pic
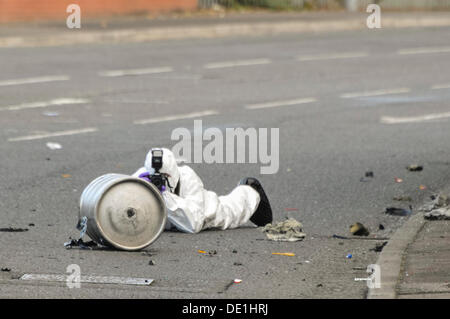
[138,172,151,183]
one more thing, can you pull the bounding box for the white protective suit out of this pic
[133,148,261,234]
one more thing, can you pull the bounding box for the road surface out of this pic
[1,24,450,298]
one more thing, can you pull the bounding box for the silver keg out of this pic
[79,174,167,251]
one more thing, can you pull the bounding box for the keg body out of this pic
[79,174,167,251]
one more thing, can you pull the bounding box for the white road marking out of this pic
[8,127,98,142]
[0,98,90,111]
[98,66,173,77]
[0,75,70,87]
[204,58,271,69]
[340,88,411,99]
[380,112,450,124]
[297,52,368,61]
[102,99,169,105]
[245,97,317,110]
[397,46,450,55]
[431,83,450,90]
[134,110,219,125]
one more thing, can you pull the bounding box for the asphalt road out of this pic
[1,24,450,298]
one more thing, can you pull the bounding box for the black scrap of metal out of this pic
[370,241,388,252]
[0,227,29,232]
[332,234,390,241]
[64,238,98,250]
[406,165,423,172]
[385,206,412,216]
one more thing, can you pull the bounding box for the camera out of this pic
[138,149,171,192]
[148,149,166,191]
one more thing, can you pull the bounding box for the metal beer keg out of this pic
[79,174,166,251]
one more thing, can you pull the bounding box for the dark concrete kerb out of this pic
[368,213,426,299]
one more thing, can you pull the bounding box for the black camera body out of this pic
[149,149,167,192]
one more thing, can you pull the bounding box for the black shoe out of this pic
[239,177,273,227]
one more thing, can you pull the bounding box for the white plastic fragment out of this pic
[46,142,62,150]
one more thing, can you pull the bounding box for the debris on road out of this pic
[385,206,412,217]
[272,252,295,257]
[346,254,352,259]
[234,279,242,284]
[20,273,154,286]
[395,177,403,183]
[148,260,155,266]
[46,142,62,150]
[61,174,71,178]
[424,208,450,220]
[233,262,243,266]
[1,268,11,272]
[262,218,306,242]
[349,222,370,236]
[421,193,450,212]
[419,185,427,190]
[197,250,207,254]
[208,250,218,257]
[332,234,389,240]
[370,241,388,252]
[393,195,412,202]
[379,224,385,230]
[64,238,98,249]
[0,227,28,232]
[360,171,374,182]
[406,164,423,172]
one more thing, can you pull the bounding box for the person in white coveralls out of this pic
[133,148,273,234]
